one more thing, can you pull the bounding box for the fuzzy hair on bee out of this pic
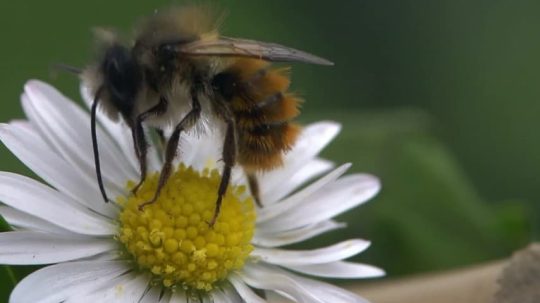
[80,5,333,226]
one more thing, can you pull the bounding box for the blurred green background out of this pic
[0,0,539,300]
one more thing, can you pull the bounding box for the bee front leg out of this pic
[209,114,237,227]
[130,122,146,194]
[138,93,201,211]
[131,96,168,195]
[90,86,109,202]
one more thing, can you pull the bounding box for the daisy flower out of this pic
[0,80,383,303]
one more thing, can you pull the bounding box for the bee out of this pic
[81,5,333,225]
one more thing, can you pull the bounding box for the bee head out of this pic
[99,44,142,121]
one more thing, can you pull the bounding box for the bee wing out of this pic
[177,37,334,66]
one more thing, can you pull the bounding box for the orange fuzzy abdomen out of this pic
[225,59,302,172]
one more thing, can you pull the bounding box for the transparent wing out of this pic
[177,37,334,66]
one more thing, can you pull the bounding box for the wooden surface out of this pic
[269,244,540,302]
[350,261,505,303]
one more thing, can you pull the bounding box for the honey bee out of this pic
[81,5,333,225]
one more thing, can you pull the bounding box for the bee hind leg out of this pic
[138,94,201,211]
[209,116,237,227]
[131,96,168,195]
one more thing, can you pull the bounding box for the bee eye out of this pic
[157,44,177,61]
[103,46,131,75]
[105,59,122,78]
[160,44,175,52]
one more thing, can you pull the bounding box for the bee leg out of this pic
[209,116,237,227]
[131,97,168,195]
[138,94,201,211]
[90,86,109,202]
[130,122,146,195]
[247,173,263,208]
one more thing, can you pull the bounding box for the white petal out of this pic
[229,274,266,303]
[80,250,122,262]
[140,286,163,303]
[253,220,345,247]
[242,263,324,303]
[0,231,116,265]
[19,94,130,199]
[209,291,225,303]
[185,131,222,171]
[10,260,129,303]
[0,206,71,234]
[0,123,119,217]
[180,134,219,172]
[286,261,385,279]
[0,172,116,235]
[259,122,341,202]
[288,272,371,303]
[22,80,135,194]
[247,264,369,303]
[261,174,380,231]
[257,163,351,223]
[169,291,188,303]
[223,285,244,302]
[211,287,241,303]
[74,272,150,303]
[262,158,334,205]
[252,239,370,266]
[159,291,172,303]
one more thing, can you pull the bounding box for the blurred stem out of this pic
[349,260,504,303]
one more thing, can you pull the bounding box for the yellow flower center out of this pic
[117,165,255,291]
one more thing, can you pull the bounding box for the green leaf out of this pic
[0,265,17,302]
[0,214,10,233]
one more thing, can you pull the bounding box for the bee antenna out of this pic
[52,63,83,75]
[91,86,110,203]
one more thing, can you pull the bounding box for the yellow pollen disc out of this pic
[117,164,255,291]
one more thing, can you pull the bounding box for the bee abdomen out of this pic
[242,122,300,152]
[214,58,303,172]
[234,92,302,128]
[238,122,301,172]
